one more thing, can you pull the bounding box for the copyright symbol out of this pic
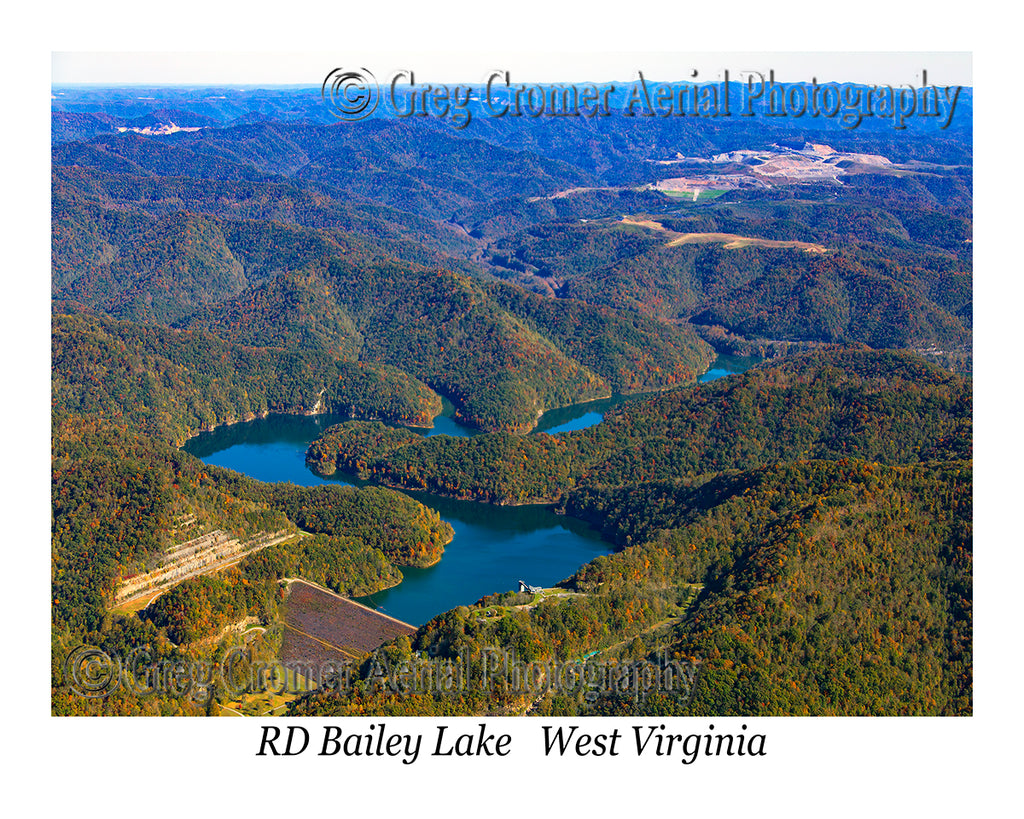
[322,67,379,121]
[65,645,121,698]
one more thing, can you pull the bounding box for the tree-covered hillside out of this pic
[307,349,970,503]
[290,457,970,717]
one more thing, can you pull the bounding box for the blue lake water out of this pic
[699,353,763,384]
[527,354,762,435]
[182,411,608,626]
[181,353,759,625]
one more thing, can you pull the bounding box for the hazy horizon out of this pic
[52,52,973,87]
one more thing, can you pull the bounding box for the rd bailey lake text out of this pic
[256,723,767,765]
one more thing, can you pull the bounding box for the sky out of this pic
[51,51,972,87]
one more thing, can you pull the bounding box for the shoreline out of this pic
[179,403,440,450]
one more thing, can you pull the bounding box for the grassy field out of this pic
[217,666,312,716]
[660,189,728,202]
[473,587,586,621]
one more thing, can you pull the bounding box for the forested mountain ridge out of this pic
[59,211,250,324]
[307,348,970,504]
[51,306,453,645]
[52,427,453,663]
[54,209,717,432]
[52,120,596,221]
[51,163,482,281]
[490,211,971,354]
[52,312,444,443]
[296,346,973,717]
[52,100,972,369]
[290,457,971,717]
[52,84,972,163]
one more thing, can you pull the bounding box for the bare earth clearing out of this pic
[621,216,829,253]
[279,579,416,668]
[112,528,298,609]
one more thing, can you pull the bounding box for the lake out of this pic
[699,353,763,383]
[182,411,609,626]
[182,354,759,626]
